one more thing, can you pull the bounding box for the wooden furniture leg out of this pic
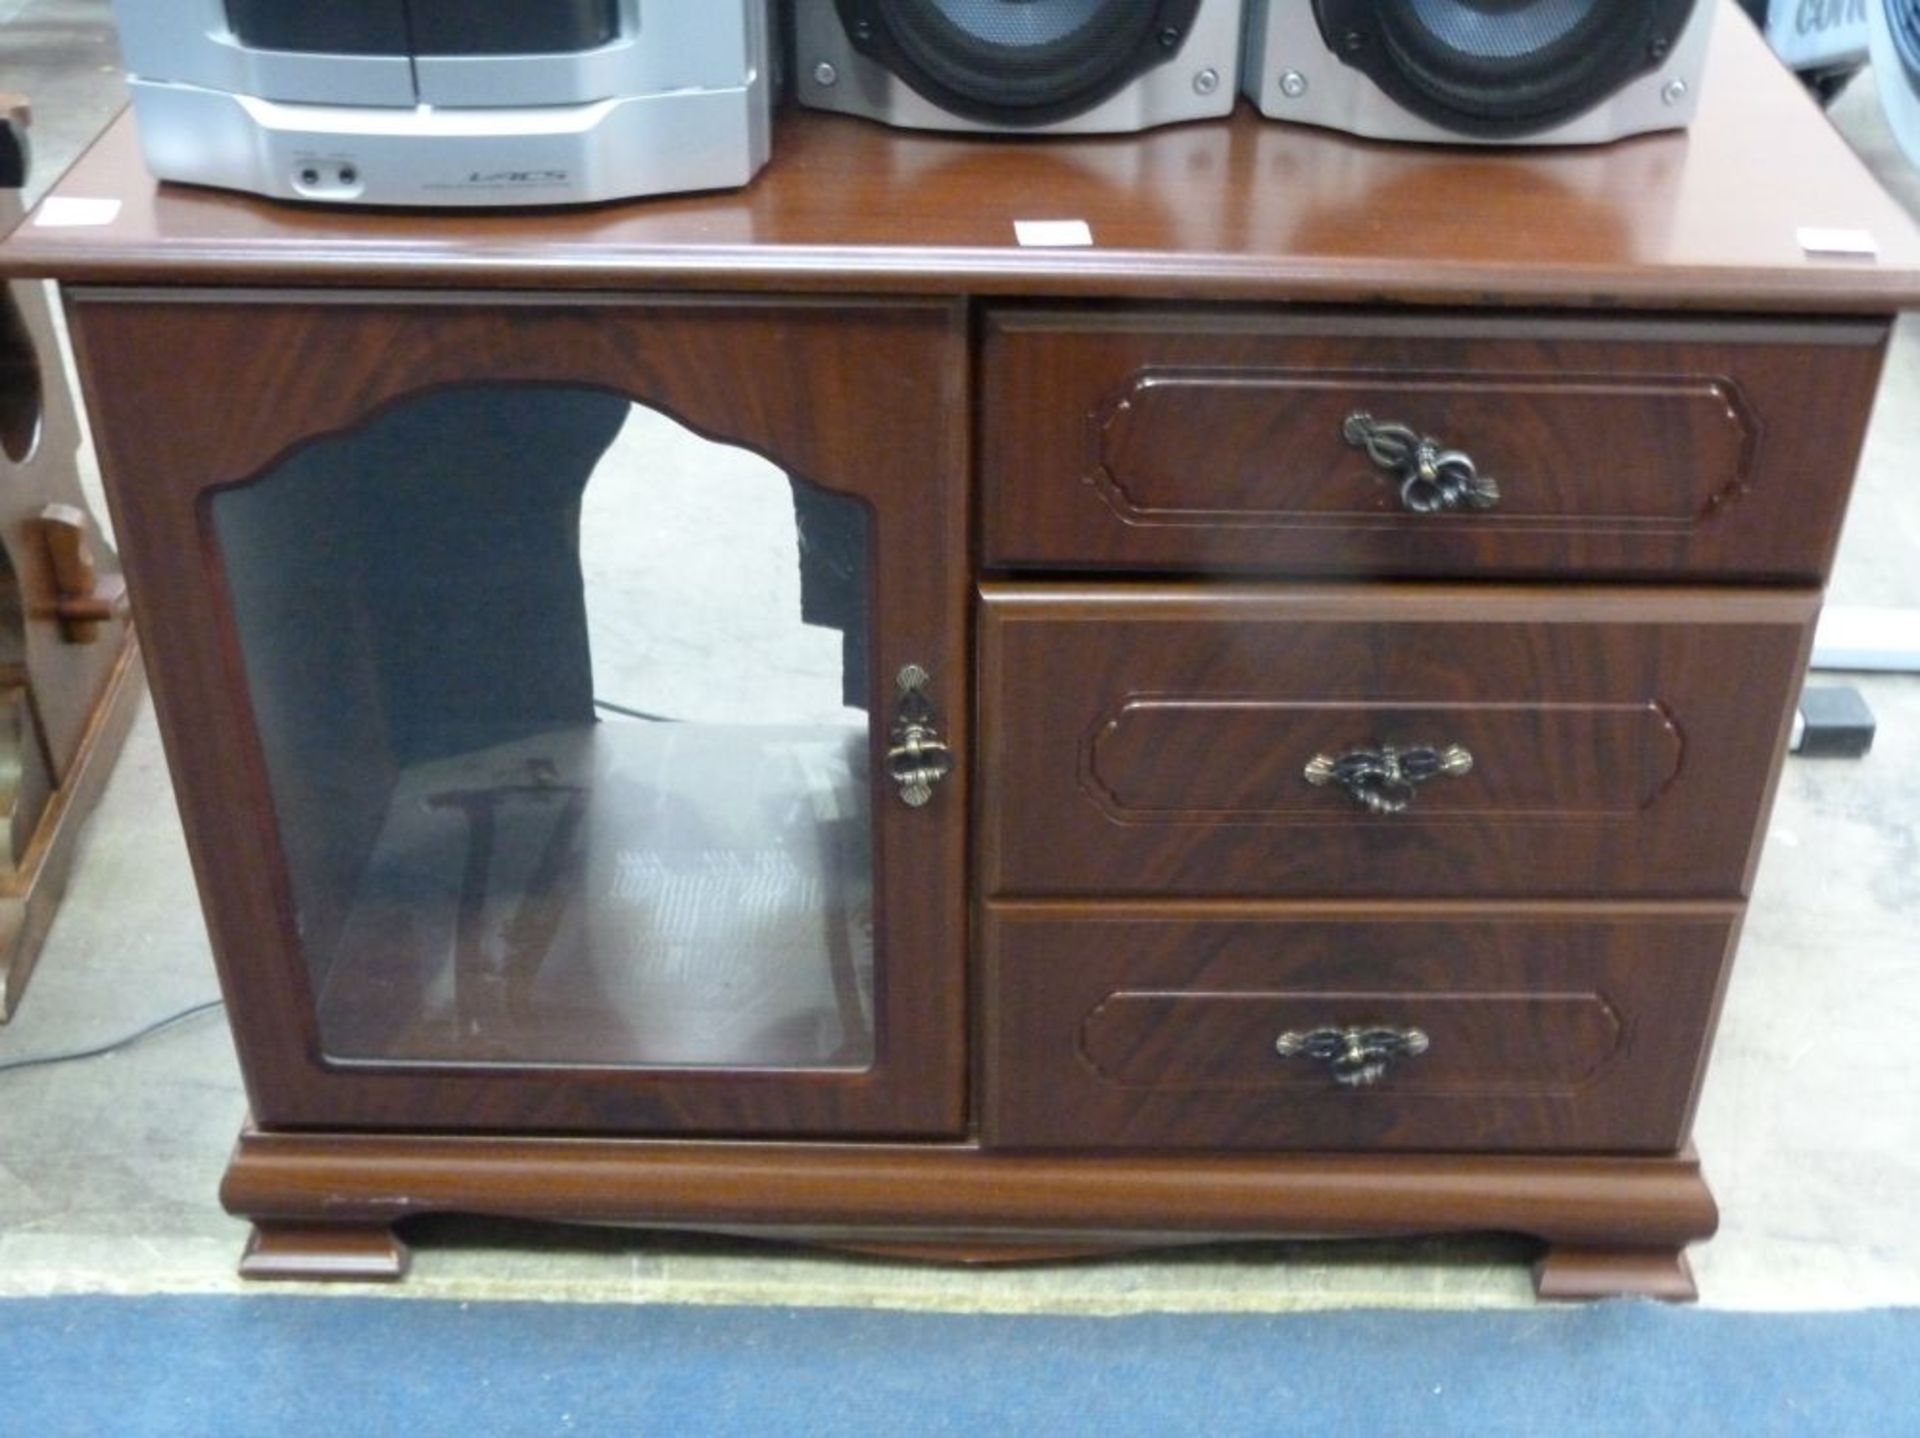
[1533,1245,1699,1303]
[240,1222,411,1283]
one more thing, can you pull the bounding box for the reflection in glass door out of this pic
[212,385,875,1072]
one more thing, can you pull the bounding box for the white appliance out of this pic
[1243,0,1717,145]
[110,0,772,207]
[793,0,1244,135]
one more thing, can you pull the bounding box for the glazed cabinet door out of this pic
[68,293,970,1136]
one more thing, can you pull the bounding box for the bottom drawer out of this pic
[982,904,1738,1154]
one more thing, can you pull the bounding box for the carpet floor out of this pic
[9,1295,1915,1436]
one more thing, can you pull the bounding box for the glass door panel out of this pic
[211,384,876,1072]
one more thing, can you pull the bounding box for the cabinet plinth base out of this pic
[1533,1244,1699,1302]
[240,1222,411,1283]
[223,1126,1717,1300]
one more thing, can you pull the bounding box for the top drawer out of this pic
[982,311,1886,582]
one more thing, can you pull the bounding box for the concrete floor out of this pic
[2,8,1918,1312]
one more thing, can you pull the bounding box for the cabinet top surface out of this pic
[5,4,1919,311]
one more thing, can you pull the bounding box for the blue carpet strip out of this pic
[9,1296,1914,1436]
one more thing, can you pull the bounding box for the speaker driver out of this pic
[1872,0,1920,169]
[1312,0,1701,138]
[831,0,1204,126]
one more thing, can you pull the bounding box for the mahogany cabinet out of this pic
[6,7,1919,1300]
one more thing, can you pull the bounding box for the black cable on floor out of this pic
[0,998,226,1077]
[594,698,680,723]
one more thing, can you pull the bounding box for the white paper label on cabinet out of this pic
[1015,219,1094,248]
[33,197,123,228]
[1795,227,1879,259]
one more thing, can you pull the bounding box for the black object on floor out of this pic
[1794,685,1877,758]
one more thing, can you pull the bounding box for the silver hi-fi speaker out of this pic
[794,0,1245,134]
[1244,0,1717,145]
[1872,0,1920,168]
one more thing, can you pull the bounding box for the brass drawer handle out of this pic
[886,664,953,808]
[1344,412,1502,515]
[1304,743,1473,815]
[1275,1026,1431,1088]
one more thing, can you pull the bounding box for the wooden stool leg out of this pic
[1533,1244,1698,1302]
[240,1222,410,1283]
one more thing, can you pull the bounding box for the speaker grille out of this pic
[1400,0,1594,62]
[837,0,1201,125]
[1315,0,1700,137]
[910,0,1122,48]
[1893,0,1920,82]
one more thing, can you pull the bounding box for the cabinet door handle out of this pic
[886,664,954,808]
[1344,412,1502,515]
[1275,1026,1430,1087]
[1304,743,1473,815]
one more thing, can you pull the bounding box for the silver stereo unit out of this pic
[110,0,771,207]
[1243,0,1716,145]
[794,0,1243,135]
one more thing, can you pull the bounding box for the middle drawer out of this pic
[978,584,1816,900]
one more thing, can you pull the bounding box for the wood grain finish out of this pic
[240,1223,411,1283]
[979,585,1816,900]
[1534,1245,1699,1303]
[16,1,1907,1296]
[4,11,1919,312]
[1091,702,1682,818]
[981,901,1737,1153]
[982,312,1886,581]
[66,293,971,1137]
[220,1125,1720,1286]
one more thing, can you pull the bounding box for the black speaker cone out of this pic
[835,0,1203,126]
[1315,0,1700,137]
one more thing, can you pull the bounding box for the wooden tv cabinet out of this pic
[5,9,1917,1300]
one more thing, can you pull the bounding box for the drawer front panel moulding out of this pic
[1084,699,1685,820]
[982,311,1888,580]
[982,901,1739,1152]
[978,585,1818,900]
